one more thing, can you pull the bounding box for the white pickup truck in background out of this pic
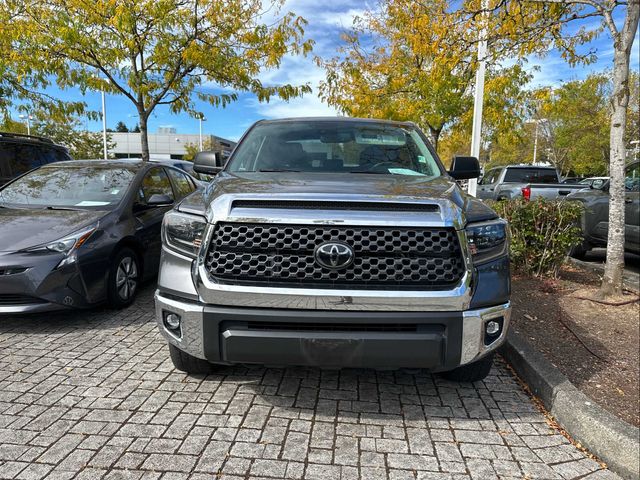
[477,165,586,201]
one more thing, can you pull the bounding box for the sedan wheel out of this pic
[108,248,141,308]
[116,256,138,301]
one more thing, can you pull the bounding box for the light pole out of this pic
[468,0,489,197]
[198,115,206,151]
[101,90,108,160]
[19,114,33,135]
[532,118,547,165]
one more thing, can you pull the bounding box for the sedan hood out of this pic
[184,172,498,225]
[0,208,104,252]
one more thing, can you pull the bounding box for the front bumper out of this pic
[155,291,511,370]
[0,251,93,314]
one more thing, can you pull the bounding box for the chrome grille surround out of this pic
[204,223,465,289]
[193,193,474,311]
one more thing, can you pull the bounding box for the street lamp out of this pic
[198,115,207,151]
[18,114,33,135]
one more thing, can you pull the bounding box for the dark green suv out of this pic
[0,132,71,186]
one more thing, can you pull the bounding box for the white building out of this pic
[110,132,236,160]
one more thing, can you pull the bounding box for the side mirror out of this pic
[449,155,480,180]
[591,179,605,190]
[147,193,174,206]
[193,151,225,175]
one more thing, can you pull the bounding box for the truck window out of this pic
[228,120,444,177]
[503,168,558,184]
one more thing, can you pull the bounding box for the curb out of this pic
[501,331,640,480]
[567,257,640,292]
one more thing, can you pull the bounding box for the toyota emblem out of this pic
[314,242,354,269]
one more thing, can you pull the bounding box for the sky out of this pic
[19,0,640,142]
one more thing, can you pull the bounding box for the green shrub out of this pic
[490,198,583,277]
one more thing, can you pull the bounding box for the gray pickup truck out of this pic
[478,165,585,201]
[154,117,511,382]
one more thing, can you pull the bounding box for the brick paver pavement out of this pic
[0,284,620,480]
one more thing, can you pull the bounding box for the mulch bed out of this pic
[510,265,640,427]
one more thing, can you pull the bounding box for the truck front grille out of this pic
[204,223,465,290]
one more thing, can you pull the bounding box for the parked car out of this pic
[560,176,584,184]
[578,176,609,189]
[477,165,584,201]
[148,158,213,184]
[567,162,639,257]
[0,132,71,186]
[0,159,200,313]
[154,117,511,382]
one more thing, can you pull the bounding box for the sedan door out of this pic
[133,167,175,277]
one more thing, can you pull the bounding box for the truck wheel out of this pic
[168,344,214,374]
[442,354,493,382]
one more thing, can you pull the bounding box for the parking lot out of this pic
[0,284,618,480]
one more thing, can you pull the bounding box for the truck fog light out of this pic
[164,312,182,331]
[486,320,500,335]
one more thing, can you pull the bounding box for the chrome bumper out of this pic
[154,290,511,368]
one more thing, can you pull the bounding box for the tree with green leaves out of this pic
[15,0,313,161]
[319,0,532,154]
[115,121,130,133]
[0,1,86,120]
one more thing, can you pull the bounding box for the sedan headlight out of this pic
[23,223,98,268]
[465,219,508,264]
[162,211,207,258]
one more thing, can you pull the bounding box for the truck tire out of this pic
[442,354,493,382]
[168,344,214,374]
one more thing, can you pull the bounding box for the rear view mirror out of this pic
[193,151,225,175]
[449,155,480,180]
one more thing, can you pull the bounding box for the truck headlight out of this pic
[465,219,508,264]
[162,211,206,258]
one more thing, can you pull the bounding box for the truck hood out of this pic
[179,172,498,225]
[0,207,104,252]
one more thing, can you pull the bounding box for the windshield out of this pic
[227,121,443,177]
[0,165,136,208]
[503,168,558,184]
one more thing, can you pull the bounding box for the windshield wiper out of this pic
[348,170,390,174]
[257,169,301,173]
[45,206,82,211]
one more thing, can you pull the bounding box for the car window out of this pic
[6,143,43,177]
[625,163,640,192]
[139,167,174,203]
[503,168,558,184]
[0,165,136,208]
[167,168,195,200]
[228,121,443,177]
[482,169,499,184]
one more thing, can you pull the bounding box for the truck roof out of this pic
[255,117,417,128]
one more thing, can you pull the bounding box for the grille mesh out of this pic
[205,223,465,289]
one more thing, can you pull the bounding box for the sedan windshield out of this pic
[0,165,136,208]
[227,120,443,177]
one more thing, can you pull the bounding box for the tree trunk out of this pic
[138,111,150,162]
[429,127,442,153]
[599,10,638,297]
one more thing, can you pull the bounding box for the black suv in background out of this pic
[0,132,71,186]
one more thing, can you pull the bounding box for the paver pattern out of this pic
[0,284,620,480]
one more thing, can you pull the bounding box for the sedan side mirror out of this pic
[147,193,174,206]
[193,151,225,175]
[449,155,480,180]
